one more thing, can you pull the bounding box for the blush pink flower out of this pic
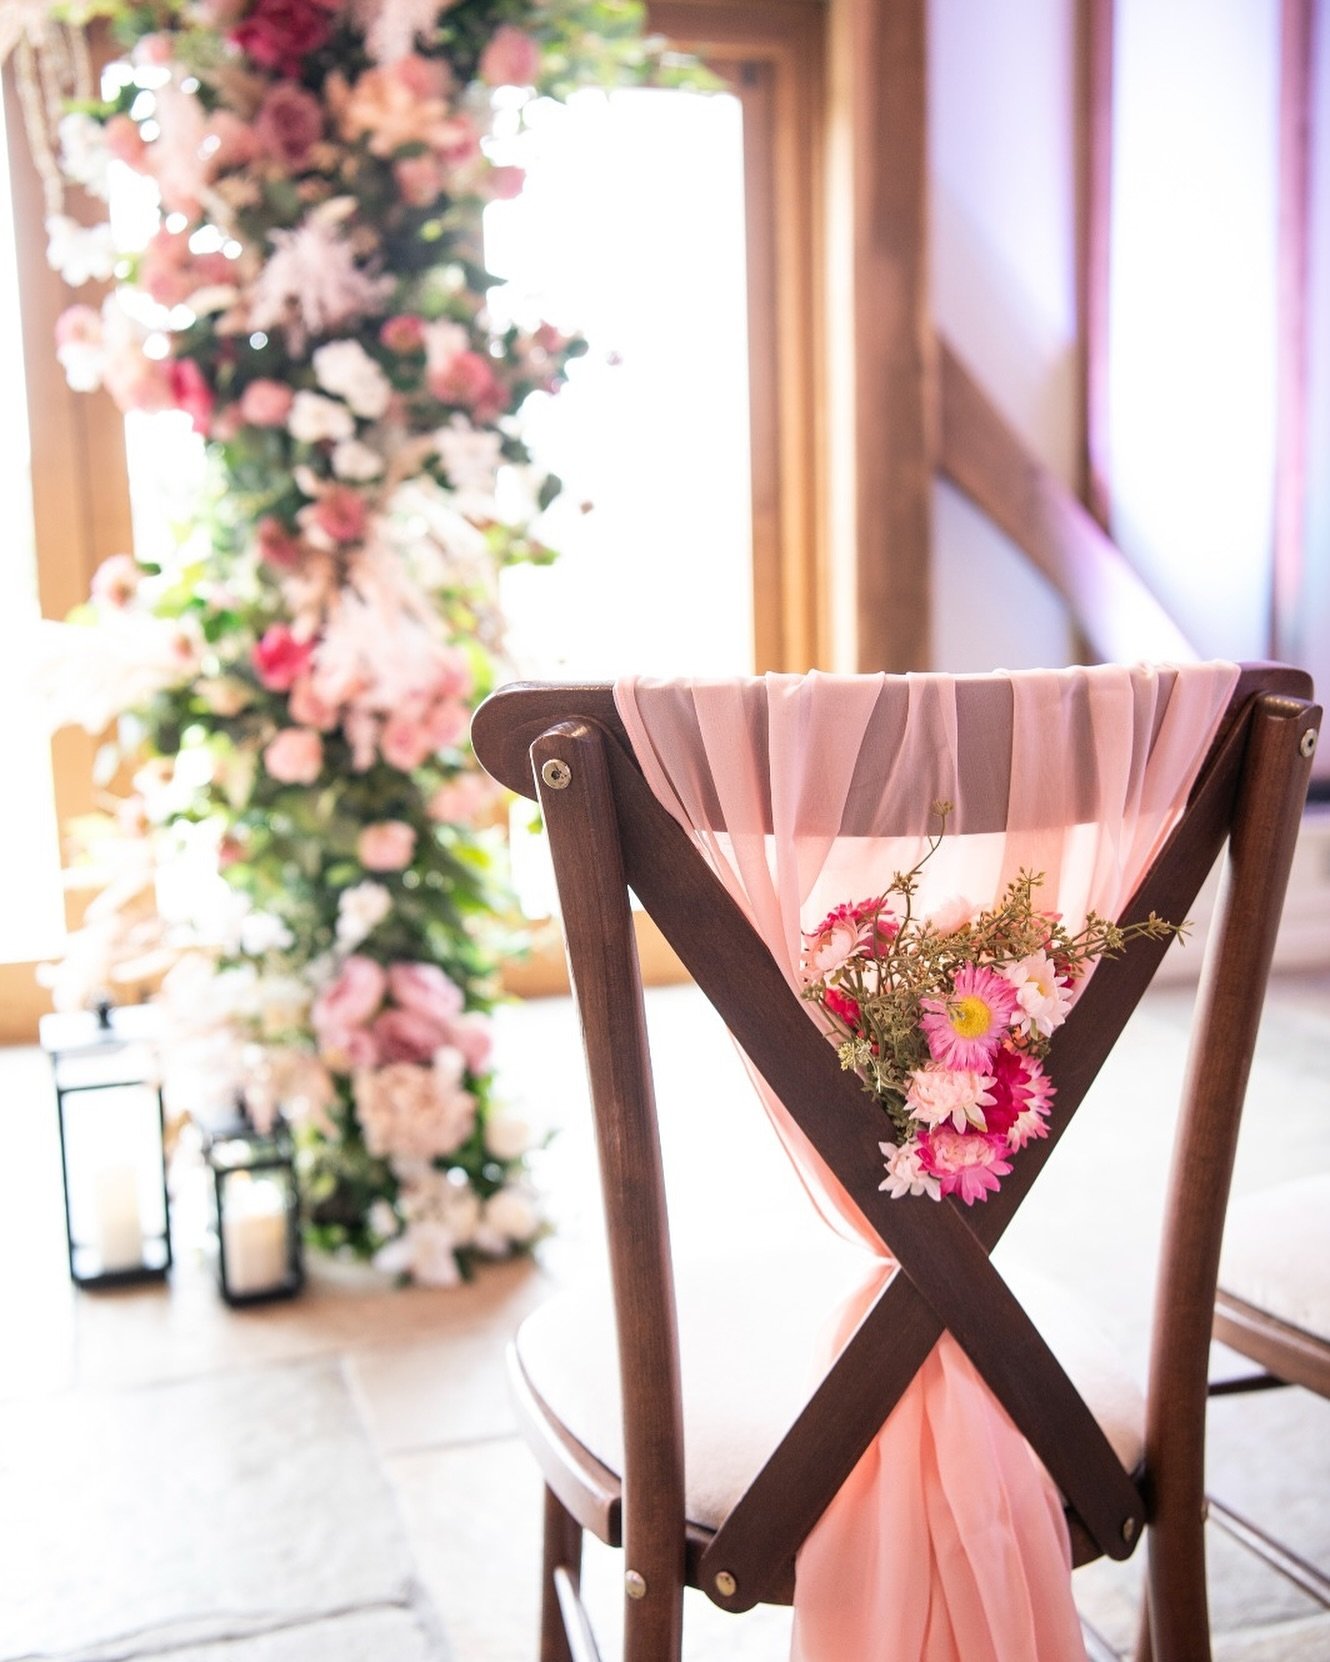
[919,961,1019,1069]
[252,623,316,691]
[301,485,368,546]
[479,24,542,87]
[263,726,324,783]
[918,1126,1012,1205]
[353,1059,475,1161]
[139,228,233,309]
[288,674,339,731]
[358,820,417,871]
[240,378,295,427]
[381,314,425,354]
[388,962,464,1026]
[254,517,303,570]
[426,773,498,824]
[427,349,505,419]
[255,83,325,167]
[373,1007,449,1064]
[1000,950,1075,1038]
[313,954,387,1040]
[380,710,438,771]
[801,914,860,983]
[905,1064,997,1133]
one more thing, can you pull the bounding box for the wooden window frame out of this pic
[1,61,135,1044]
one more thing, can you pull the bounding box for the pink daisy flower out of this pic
[919,1125,1013,1205]
[919,962,1019,1069]
[1007,1057,1055,1150]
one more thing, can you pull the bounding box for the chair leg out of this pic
[541,1485,584,1662]
[1139,1514,1213,1662]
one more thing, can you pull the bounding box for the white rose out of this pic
[335,880,392,948]
[312,340,392,419]
[288,390,355,444]
[483,1186,541,1244]
[58,114,111,197]
[331,438,385,481]
[240,911,295,956]
[484,1111,534,1162]
[435,420,502,505]
[46,215,116,286]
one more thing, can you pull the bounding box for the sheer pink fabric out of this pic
[613,662,1240,1662]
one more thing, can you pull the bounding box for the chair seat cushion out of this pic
[1218,1174,1330,1341]
[515,1241,1145,1532]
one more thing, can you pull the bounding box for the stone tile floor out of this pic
[1,974,1327,1661]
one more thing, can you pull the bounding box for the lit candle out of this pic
[221,1175,290,1298]
[91,1162,144,1272]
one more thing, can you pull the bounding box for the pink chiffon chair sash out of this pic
[612,662,1240,1662]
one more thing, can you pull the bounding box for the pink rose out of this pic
[380,711,437,772]
[254,517,302,570]
[427,350,504,419]
[166,358,215,435]
[426,773,498,824]
[388,962,464,1025]
[358,821,417,871]
[264,727,324,784]
[240,379,295,427]
[373,1007,448,1064]
[252,623,316,691]
[55,304,102,351]
[302,485,367,546]
[255,82,324,166]
[479,25,541,87]
[381,315,425,354]
[313,953,387,1036]
[288,674,338,731]
[230,0,337,74]
[424,699,467,749]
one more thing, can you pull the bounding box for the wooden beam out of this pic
[937,340,1196,664]
[1271,0,1316,660]
[825,0,932,672]
[1077,0,1115,532]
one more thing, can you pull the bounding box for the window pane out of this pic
[0,86,65,965]
[488,88,755,679]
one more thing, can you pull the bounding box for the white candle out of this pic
[91,1162,144,1272]
[221,1176,290,1297]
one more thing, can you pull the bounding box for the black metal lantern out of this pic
[39,1001,173,1288]
[204,1111,304,1307]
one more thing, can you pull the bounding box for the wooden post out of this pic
[1271,0,1316,662]
[825,0,932,672]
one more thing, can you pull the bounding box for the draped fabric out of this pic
[612,663,1240,1662]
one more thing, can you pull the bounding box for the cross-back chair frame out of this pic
[472,665,1319,1662]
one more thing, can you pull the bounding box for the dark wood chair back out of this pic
[472,664,1318,1660]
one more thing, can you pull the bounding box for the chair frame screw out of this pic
[1122,1516,1138,1544]
[714,1570,737,1598]
[625,1570,647,1600]
[1300,728,1317,758]
[541,757,573,790]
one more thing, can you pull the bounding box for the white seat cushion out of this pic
[1218,1175,1330,1341]
[515,1241,1145,1532]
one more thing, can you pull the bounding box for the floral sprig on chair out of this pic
[801,805,1183,1204]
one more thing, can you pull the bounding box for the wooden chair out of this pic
[1206,1174,1330,1608]
[471,664,1319,1662]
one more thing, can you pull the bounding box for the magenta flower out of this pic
[919,961,1019,1069]
[918,1126,1012,1205]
